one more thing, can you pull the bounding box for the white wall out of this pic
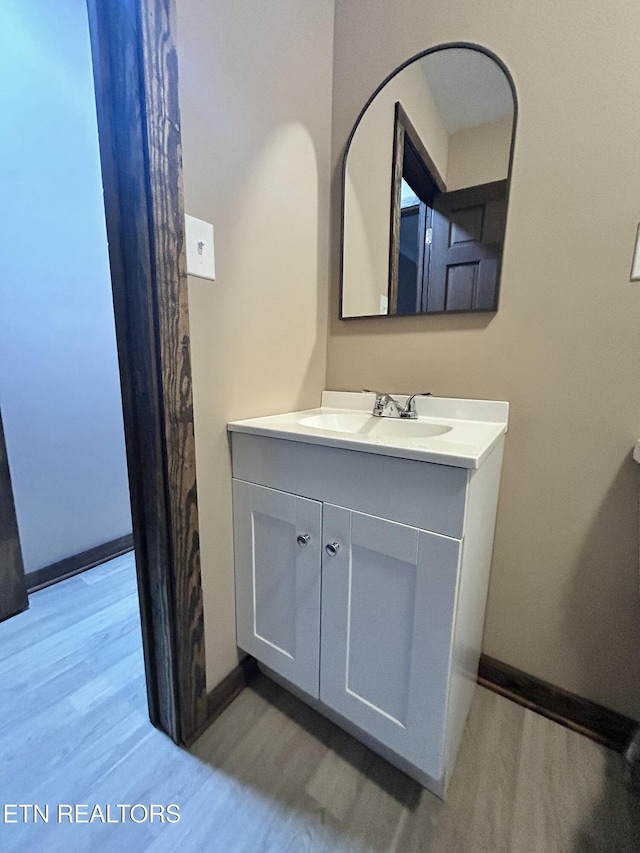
[175,0,335,689]
[0,0,131,573]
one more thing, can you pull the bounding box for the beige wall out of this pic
[447,114,512,192]
[175,0,335,689]
[328,0,640,717]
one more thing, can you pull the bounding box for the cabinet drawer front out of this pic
[320,505,461,780]
[233,480,322,698]
[232,433,467,538]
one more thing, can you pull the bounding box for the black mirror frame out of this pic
[339,42,519,321]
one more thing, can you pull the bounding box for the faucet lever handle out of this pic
[402,392,432,417]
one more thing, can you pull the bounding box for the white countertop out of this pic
[227,391,509,469]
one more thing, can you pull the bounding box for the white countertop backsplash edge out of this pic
[321,391,509,427]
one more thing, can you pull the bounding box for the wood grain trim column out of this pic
[87,0,207,744]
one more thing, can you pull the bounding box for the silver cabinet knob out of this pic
[325,542,340,557]
[297,533,310,547]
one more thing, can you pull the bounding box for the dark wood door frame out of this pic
[86,0,207,744]
[0,408,29,624]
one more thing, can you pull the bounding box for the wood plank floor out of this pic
[0,555,638,851]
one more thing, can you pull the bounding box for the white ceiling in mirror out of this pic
[418,49,514,134]
[340,45,516,320]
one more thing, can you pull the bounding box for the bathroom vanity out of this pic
[228,391,508,797]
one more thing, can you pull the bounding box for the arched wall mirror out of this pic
[340,44,517,319]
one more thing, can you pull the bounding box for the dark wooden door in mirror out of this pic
[428,180,507,313]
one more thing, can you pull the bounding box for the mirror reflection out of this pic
[341,46,515,319]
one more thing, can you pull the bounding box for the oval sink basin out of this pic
[299,412,452,439]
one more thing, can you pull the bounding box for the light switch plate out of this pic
[185,214,215,280]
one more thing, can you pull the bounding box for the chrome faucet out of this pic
[364,390,431,419]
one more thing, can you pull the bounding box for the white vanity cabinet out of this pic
[229,396,507,799]
[233,478,461,784]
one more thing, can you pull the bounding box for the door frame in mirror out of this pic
[389,102,446,314]
[339,42,518,321]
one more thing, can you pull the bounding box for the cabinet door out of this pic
[320,505,461,780]
[233,480,322,698]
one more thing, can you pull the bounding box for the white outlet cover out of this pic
[185,214,215,280]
